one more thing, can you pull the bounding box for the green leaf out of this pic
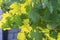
[48,0,58,11]
[25,5,32,12]
[30,29,46,40]
[49,30,58,39]
[20,14,28,19]
[29,10,41,23]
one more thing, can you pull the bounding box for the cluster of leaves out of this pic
[0,0,60,40]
